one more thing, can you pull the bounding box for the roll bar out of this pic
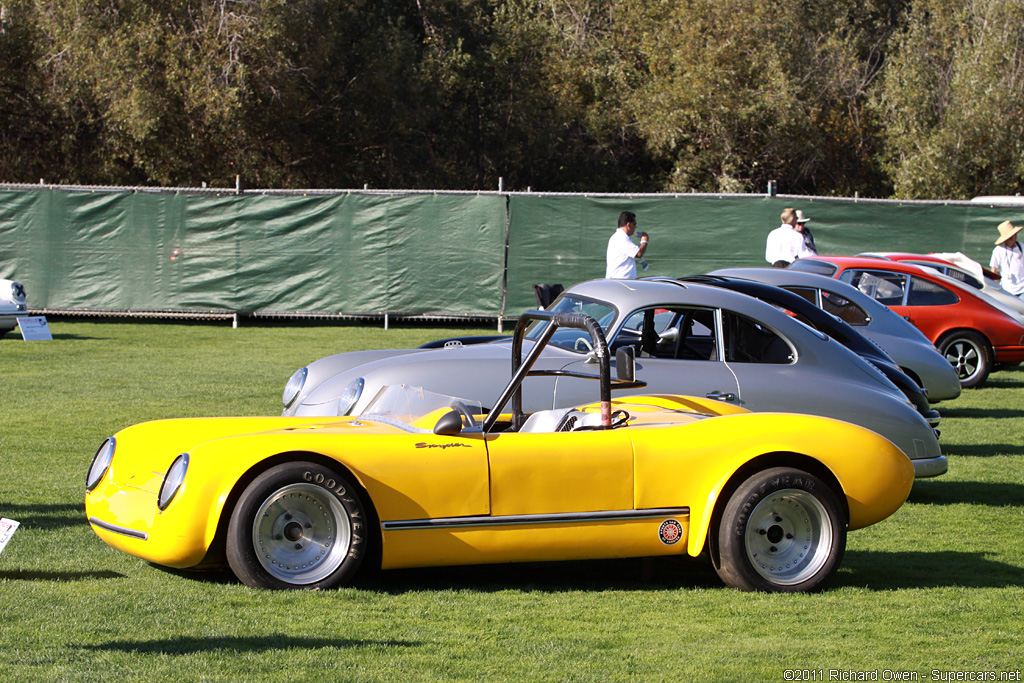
[480,310,645,433]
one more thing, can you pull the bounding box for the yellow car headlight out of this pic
[86,438,116,491]
[158,454,189,511]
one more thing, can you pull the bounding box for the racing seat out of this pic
[518,408,609,433]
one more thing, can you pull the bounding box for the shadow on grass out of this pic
[144,552,1019,594]
[908,479,1024,506]
[81,634,419,654]
[48,332,110,341]
[369,557,725,593]
[0,502,88,530]
[938,443,1024,457]
[157,556,723,593]
[0,569,124,582]
[985,369,1024,389]
[837,550,1023,590]
[940,407,1024,419]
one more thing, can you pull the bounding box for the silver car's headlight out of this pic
[86,438,116,491]
[283,367,308,408]
[337,378,364,416]
[158,454,189,510]
[10,281,26,306]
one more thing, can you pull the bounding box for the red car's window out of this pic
[907,277,959,306]
[843,270,908,306]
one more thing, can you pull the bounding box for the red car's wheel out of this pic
[226,462,367,589]
[937,330,991,388]
[715,467,846,593]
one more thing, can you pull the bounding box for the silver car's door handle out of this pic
[706,391,736,402]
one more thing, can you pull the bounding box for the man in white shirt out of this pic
[765,208,816,267]
[990,220,1024,297]
[605,211,649,279]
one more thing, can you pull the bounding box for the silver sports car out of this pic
[283,279,944,478]
[709,267,962,403]
[0,278,27,338]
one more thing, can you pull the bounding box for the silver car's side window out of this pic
[614,307,719,361]
[722,311,795,364]
[819,290,870,326]
[785,286,819,306]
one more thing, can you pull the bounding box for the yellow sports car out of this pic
[85,311,914,593]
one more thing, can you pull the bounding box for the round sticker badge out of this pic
[658,519,683,545]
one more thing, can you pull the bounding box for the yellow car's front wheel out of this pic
[715,467,846,593]
[226,462,368,589]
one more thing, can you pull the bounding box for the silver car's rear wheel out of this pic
[227,462,367,589]
[715,467,846,592]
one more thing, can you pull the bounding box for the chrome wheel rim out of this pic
[252,483,351,585]
[944,340,980,381]
[744,489,832,586]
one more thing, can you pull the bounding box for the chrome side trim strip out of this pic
[382,507,689,532]
[89,517,149,540]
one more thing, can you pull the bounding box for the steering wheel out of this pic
[449,400,477,427]
[574,336,594,352]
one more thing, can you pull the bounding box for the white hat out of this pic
[795,210,811,223]
[995,220,1023,245]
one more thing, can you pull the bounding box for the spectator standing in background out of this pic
[990,220,1024,298]
[606,211,649,279]
[765,208,816,267]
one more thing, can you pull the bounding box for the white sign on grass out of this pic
[0,518,20,557]
[17,316,52,341]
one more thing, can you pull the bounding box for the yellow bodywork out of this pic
[85,394,914,572]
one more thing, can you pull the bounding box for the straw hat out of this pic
[795,210,811,223]
[995,220,1023,245]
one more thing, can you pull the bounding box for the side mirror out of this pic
[616,346,636,383]
[433,409,464,436]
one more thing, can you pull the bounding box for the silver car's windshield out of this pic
[358,384,483,432]
[524,295,617,352]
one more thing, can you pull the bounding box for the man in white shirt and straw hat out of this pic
[990,220,1024,298]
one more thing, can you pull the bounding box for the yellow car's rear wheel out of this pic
[226,462,367,589]
[715,467,846,593]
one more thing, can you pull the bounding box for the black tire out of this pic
[226,461,368,589]
[714,467,846,593]
[937,330,991,388]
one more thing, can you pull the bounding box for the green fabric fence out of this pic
[2,187,1022,319]
[0,189,507,316]
[505,195,1022,311]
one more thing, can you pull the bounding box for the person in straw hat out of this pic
[989,220,1024,297]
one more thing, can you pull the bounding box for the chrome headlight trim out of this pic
[338,377,364,416]
[86,438,116,491]
[10,281,26,304]
[158,453,189,511]
[283,367,308,409]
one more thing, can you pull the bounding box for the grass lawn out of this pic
[2,321,1023,682]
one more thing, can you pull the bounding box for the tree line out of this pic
[2,0,1023,199]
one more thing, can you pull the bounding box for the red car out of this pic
[789,256,1024,388]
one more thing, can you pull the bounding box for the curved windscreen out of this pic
[359,385,483,432]
[524,295,617,352]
